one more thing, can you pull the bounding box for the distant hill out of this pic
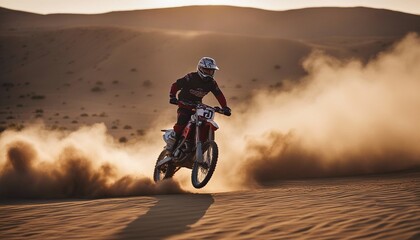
[1,6,419,38]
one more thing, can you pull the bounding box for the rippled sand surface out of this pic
[1,172,419,240]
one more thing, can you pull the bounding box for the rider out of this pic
[167,57,231,151]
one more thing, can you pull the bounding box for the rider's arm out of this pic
[215,92,227,108]
[211,81,227,108]
[169,82,179,98]
[169,74,189,98]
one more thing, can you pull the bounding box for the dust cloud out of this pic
[0,124,186,198]
[214,33,420,186]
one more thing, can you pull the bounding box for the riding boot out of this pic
[169,132,182,152]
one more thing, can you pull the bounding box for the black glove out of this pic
[169,97,178,105]
[222,106,231,116]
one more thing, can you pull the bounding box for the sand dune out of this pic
[0,172,418,239]
[1,6,419,38]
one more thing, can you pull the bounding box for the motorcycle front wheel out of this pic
[153,150,175,182]
[191,141,218,188]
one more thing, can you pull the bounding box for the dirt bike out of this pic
[153,100,230,188]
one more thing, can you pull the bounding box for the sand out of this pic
[1,172,419,239]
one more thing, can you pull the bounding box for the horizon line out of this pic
[0,4,419,16]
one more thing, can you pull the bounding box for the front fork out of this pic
[195,121,203,163]
[195,121,215,163]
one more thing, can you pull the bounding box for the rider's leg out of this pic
[170,107,194,150]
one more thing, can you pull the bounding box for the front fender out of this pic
[206,119,219,131]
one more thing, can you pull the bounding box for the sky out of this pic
[0,0,419,15]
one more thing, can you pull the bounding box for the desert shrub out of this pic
[31,95,45,100]
[16,104,23,108]
[35,109,43,113]
[123,125,132,130]
[111,126,118,129]
[96,81,103,86]
[130,68,137,72]
[270,82,283,89]
[71,120,78,124]
[91,86,104,92]
[274,64,281,69]
[112,80,119,84]
[6,116,14,119]
[63,116,69,119]
[7,123,24,131]
[235,84,242,89]
[2,82,14,88]
[143,80,152,88]
[137,129,145,136]
[80,113,88,117]
[99,112,107,117]
[119,137,127,143]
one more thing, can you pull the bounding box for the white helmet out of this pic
[197,57,219,79]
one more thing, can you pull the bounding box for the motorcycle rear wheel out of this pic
[153,150,175,182]
[191,141,218,188]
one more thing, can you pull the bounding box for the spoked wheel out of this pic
[153,150,175,182]
[191,141,218,188]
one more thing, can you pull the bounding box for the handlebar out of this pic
[171,100,231,116]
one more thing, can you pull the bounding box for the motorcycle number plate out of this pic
[197,108,215,120]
